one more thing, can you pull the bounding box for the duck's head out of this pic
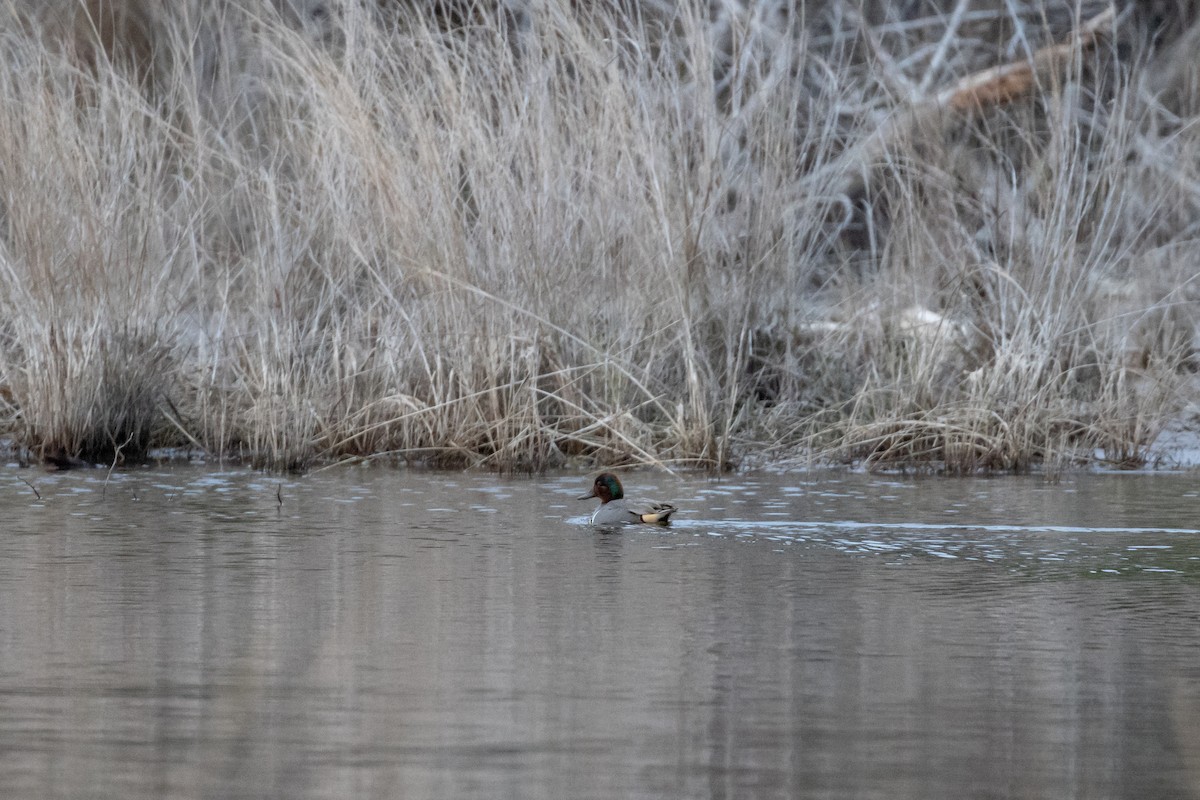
[578,472,624,504]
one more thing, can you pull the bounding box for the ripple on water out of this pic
[662,516,1200,579]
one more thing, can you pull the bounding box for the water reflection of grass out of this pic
[1,3,1198,472]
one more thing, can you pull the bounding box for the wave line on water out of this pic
[671,520,1200,536]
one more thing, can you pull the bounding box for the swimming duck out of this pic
[578,472,677,526]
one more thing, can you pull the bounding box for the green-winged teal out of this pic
[578,473,677,526]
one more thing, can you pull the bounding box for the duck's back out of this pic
[590,498,676,525]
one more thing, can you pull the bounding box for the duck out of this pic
[578,472,677,526]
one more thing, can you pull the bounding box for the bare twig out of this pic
[19,477,41,501]
[917,0,973,96]
[102,434,134,497]
[840,1,919,98]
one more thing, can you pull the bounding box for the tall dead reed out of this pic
[0,1,1195,472]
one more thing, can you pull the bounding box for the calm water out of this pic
[1,466,1200,799]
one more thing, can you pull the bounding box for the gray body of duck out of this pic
[578,473,677,526]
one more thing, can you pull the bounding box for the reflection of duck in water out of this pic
[578,473,677,526]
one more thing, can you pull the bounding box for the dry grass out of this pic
[0,0,1196,473]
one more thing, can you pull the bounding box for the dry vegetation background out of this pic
[1,0,1199,473]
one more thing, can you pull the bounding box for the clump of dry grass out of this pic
[0,0,1196,473]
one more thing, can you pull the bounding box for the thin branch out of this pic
[917,0,973,96]
[19,477,41,501]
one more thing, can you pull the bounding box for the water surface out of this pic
[1,466,1199,799]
